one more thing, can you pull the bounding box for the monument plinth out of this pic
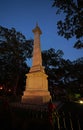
[22,24,51,104]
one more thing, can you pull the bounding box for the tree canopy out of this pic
[52,0,83,49]
[0,26,33,95]
[42,48,83,99]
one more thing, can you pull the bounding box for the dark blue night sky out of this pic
[0,0,83,62]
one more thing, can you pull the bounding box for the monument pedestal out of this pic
[22,90,51,104]
[22,70,51,104]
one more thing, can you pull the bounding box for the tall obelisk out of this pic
[22,24,51,104]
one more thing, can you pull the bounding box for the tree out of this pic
[42,48,83,100]
[52,0,83,49]
[71,57,83,95]
[42,48,64,97]
[0,26,33,95]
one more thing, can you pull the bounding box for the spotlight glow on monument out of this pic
[22,24,51,104]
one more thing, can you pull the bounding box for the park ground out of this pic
[0,97,83,130]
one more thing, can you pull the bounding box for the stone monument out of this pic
[22,24,51,104]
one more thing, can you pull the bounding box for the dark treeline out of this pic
[42,48,83,100]
[0,26,33,97]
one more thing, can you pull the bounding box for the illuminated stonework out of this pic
[22,24,51,104]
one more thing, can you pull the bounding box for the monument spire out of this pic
[36,22,38,27]
[32,23,42,66]
[29,24,44,72]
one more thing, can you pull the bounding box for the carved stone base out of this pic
[22,90,51,105]
[22,66,51,105]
